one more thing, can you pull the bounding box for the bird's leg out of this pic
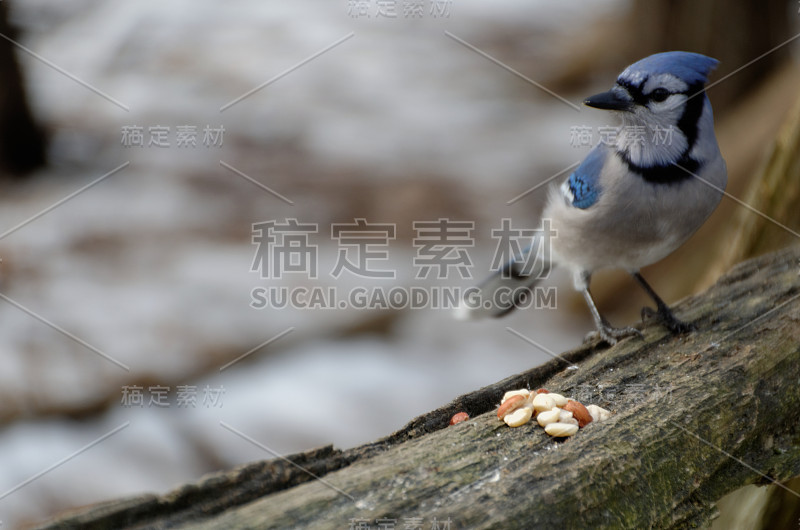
[632,272,694,334]
[581,287,642,346]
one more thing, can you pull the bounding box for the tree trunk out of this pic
[0,2,47,177]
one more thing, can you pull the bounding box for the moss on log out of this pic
[38,245,800,529]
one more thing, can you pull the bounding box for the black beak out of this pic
[583,90,633,111]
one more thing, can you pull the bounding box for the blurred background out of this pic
[0,0,798,528]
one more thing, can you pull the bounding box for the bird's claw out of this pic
[584,324,643,346]
[640,305,695,334]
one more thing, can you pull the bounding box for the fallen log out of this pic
[37,244,800,529]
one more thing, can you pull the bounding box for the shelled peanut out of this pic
[496,388,611,438]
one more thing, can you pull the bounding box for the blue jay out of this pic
[457,52,727,345]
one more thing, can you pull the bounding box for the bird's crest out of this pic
[618,51,719,87]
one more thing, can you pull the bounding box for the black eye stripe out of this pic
[616,80,648,105]
[617,80,690,104]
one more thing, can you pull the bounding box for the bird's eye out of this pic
[649,88,670,102]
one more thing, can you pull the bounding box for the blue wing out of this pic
[564,145,607,209]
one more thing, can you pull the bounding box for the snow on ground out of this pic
[0,0,621,527]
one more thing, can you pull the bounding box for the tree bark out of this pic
[36,245,800,529]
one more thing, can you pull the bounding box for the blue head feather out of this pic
[618,51,719,87]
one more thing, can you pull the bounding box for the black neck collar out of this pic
[619,150,700,184]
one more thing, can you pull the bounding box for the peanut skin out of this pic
[496,394,525,419]
[449,412,469,425]
[564,400,593,428]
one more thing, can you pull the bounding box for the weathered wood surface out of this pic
[38,245,800,529]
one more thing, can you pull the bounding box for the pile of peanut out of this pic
[497,388,611,437]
